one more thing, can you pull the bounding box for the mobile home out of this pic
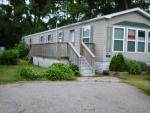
[24,8,150,76]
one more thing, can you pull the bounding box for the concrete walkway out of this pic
[77,77,121,82]
[0,82,150,113]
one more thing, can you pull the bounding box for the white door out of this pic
[70,30,75,46]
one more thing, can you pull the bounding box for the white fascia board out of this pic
[23,8,150,38]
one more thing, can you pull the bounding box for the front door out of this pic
[70,30,75,46]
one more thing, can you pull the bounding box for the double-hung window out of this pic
[113,27,125,52]
[82,26,90,43]
[137,30,146,52]
[127,29,136,52]
[47,34,52,43]
[40,35,44,43]
[148,31,150,53]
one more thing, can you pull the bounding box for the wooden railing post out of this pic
[79,57,81,72]
[57,42,61,60]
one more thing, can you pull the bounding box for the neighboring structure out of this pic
[24,8,150,75]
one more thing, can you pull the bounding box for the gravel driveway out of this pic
[0,82,150,113]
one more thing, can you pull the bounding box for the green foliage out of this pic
[125,59,141,75]
[136,61,147,71]
[69,64,82,77]
[22,56,28,61]
[14,40,29,59]
[44,63,76,81]
[19,67,43,80]
[109,53,126,72]
[0,49,19,65]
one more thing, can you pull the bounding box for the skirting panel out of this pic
[33,57,70,68]
[95,62,110,73]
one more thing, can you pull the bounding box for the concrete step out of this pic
[81,73,95,76]
[81,63,88,67]
[81,70,92,74]
[81,66,90,70]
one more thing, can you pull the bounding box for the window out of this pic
[59,31,62,42]
[148,31,150,53]
[47,34,52,43]
[137,30,145,52]
[70,30,75,46]
[127,29,136,52]
[40,35,44,43]
[29,38,32,48]
[82,26,90,43]
[113,27,125,52]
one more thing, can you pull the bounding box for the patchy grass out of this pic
[0,60,47,84]
[117,75,150,94]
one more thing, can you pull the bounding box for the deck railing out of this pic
[28,42,81,71]
[80,42,96,74]
[68,42,81,72]
[85,43,95,55]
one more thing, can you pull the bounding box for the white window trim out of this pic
[137,29,146,53]
[40,35,44,43]
[112,26,125,52]
[47,34,52,43]
[82,25,91,43]
[58,31,62,42]
[148,30,150,53]
[126,28,136,53]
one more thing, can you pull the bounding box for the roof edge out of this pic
[23,7,150,38]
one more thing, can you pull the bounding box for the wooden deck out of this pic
[28,42,95,74]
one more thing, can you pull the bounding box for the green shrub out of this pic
[22,56,28,61]
[125,59,141,75]
[109,53,126,72]
[14,40,29,59]
[44,63,76,81]
[69,64,82,77]
[136,61,147,71]
[19,67,43,80]
[0,49,19,65]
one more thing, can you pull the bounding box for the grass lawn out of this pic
[0,60,47,84]
[117,75,150,95]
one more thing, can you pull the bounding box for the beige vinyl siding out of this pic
[104,12,150,63]
[24,19,105,62]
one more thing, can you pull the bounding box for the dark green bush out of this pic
[69,64,82,77]
[0,49,19,65]
[22,56,28,61]
[109,53,126,72]
[14,40,29,59]
[44,63,76,81]
[136,61,147,71]
[125,59,141,75]
[19,67,43,80]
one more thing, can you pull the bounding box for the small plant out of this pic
[14,40,29,59]
[44,63,76,81]
[144,66,150,81]
[136,61,147,71]
[0,49,19,65]
[109,53,126,72]
[19,67,43,80]
[69,64,82,77]
[125,59,141,75]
